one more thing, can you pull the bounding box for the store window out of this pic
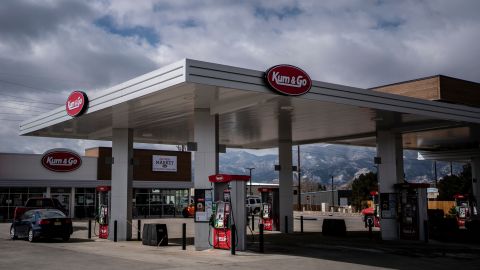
[132,188,189,218]
[75,188,95,219]
[0,187,46,221]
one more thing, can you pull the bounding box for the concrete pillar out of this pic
[70,188,75,218]
[471,158,480,206]
[376,130,403,240]
[230,180,246,250]
[109,128,133,241]
[417,188,428,241]
[193,109,217,250]
[278,109,293,233]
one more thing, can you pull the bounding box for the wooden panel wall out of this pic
[85,147,191,181]
[372,76,440,100]
[372,75,480,107]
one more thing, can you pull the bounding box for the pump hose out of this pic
[229,202,239,248]
[93,216,99,237]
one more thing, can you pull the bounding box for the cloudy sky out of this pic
[1,0,480,154]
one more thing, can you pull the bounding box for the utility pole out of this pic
[246,167,255,195]
[331,175,334,208]
[297,145,301,211]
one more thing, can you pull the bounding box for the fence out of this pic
[428,201,455,215]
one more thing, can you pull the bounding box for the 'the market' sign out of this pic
[265,65,312,96]
[152,155,177,172]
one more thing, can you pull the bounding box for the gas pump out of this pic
[454,194,471,228]
[393,183,428,240]
[258,187,279,231]
[208,174,249,251]
[96,186,111,239]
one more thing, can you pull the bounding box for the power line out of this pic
[0,78,58,93]
[1,100,62,109]
[0,71,92,85]
[0,118,23,122]
[0,93,63,105]
[0,104,48,113]
[0,112,36,116]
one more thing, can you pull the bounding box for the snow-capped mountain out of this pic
[219,144,464,188]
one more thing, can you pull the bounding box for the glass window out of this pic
[250,199,255,204]
[256,199,261,204]
[11,187,28,193]
[28,187,46,193]
[26,198,54,208]
[22,210,35,220]
[75,188,85,193]
[51,187,71,193]
[39,209,66,218]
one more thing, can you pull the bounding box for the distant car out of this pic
[182,204,195,218]
[10,209,73,242]
[246,196,262,214]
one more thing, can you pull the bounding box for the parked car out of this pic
[246,195,262,214]
[10,208,73,242]
[14,197,67,220]
[182,204,195,218]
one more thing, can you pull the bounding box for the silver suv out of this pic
[245,195,262,214]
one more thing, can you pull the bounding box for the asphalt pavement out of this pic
[1,213,479,270]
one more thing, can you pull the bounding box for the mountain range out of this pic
[219,144,465,189]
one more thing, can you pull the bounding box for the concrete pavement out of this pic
[1,215,479,270]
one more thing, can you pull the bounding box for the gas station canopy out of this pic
[20,59,480,151]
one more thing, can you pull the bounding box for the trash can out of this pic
[322,219,346,236]
[142,224,168,246]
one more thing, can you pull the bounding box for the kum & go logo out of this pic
[66,91,88,117]
[41,149,82,172]
[265,65,312,96]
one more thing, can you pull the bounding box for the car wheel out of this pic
[10,226,17,240]
[28,228,36,242]
[62,234,70,242]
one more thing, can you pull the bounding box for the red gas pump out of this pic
[454,194,470,228]
[258,187,279,231]
[96,186,110,239]
[208,174,250,250]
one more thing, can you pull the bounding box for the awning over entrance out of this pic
[20,59,480,151]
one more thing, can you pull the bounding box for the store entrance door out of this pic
[51,188,72,217]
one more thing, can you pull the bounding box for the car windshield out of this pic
[38,209,66,218]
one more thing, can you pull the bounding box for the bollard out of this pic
[114,220,117,242]
[138,219,141,241]
[368,223,373,239]
[88,219,92,239]
[231,224,236,255]
[300,216,304,233]
[424,220,429,243]
[182,223,186,250]
[251,215,255,231]
[284,216,288,234]
[259,223,264,253]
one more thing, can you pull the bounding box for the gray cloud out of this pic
[1,0,480,153]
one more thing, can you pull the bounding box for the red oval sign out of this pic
[41,149,82,172]
[66,91,88,117]
[265,65,312,96]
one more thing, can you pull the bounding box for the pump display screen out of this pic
[194,189,213,222]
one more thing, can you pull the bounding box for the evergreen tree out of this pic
[351,172,378,210]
